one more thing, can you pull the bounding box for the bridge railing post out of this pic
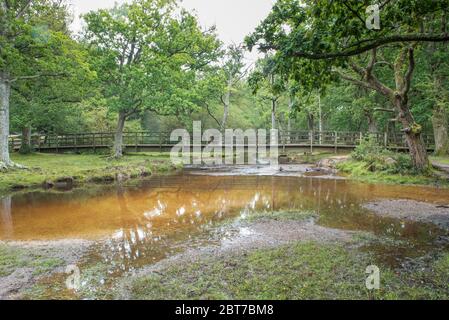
[159,132,162,152]
[334,131,338,154]
[309,131,313,154]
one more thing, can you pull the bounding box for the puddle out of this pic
[1,173,449,297]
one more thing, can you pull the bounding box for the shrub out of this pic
[351,136,414,174]
[352,135,383,161]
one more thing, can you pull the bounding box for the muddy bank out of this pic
[0,239,92,299]
[363,199,449,229]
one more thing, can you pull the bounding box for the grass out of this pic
[431,156,449,165]
[0,245,64,278]
[242,210,317,223]
[337,160,449,186]
[128,242,449,300]
[0,152,180,192]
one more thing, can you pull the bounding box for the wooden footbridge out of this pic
[9,130,435,153]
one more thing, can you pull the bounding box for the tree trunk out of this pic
[112,112,127,158]
[394,97,429,170]
[19,126,33,154]
[220,84,231,132]
[307,113,314,131]
[287,96,293,143]
[271,99,276,130]
[0,72,12,168]
[0,195,13,238]
[366,112,378,133]
[404,132,429,170]
[432,104,449,156]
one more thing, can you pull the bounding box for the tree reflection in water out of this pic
[0,195,12,238]
[1,175,447,273]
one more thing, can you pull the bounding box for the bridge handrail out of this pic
[8,130,435,151]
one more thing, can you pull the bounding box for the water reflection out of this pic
[0,174,448,271]
[0,195,12,238]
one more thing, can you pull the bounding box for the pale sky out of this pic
[69,0,276,64]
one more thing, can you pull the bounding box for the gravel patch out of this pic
[363,199,449,229]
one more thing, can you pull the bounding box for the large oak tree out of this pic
[246,0,449,170]
[83,0,221,158]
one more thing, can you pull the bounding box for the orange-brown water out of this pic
[1,174,448,273]
[1,174,448,240]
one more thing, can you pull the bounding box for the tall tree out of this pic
[0,0,87,169]
[219,44,246,131]
[248,55,286,130]
[246,0,449,170]
[83,0,221,158]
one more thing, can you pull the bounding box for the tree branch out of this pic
[342,1,366,26]
[350,59,394,97]
[335,70,378,91]
[366,48,377,76]
[16,0,32,19]
[205,102,221,128]
[402,47,415,96]
[259,33,449,60]
[374,108,395,113]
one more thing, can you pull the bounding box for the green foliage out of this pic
[352,136,385,162]
[83,0,222,121]
[352,136,415,174]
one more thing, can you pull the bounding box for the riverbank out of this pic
[1,196,448,299]
[124,242,449,300]
[120,211,449,300]
[0,153,181,193]
[336,159,449,187]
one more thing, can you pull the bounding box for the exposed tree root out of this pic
[0,161,27,172]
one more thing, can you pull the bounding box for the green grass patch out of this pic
[0,245,64,278]
[243,210,317,223]
[337,160,448,186]
[431,156,449,165]
[0,152,179,192]
[127,242,449,300]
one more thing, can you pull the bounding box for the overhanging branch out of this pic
[260,33,449,60]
